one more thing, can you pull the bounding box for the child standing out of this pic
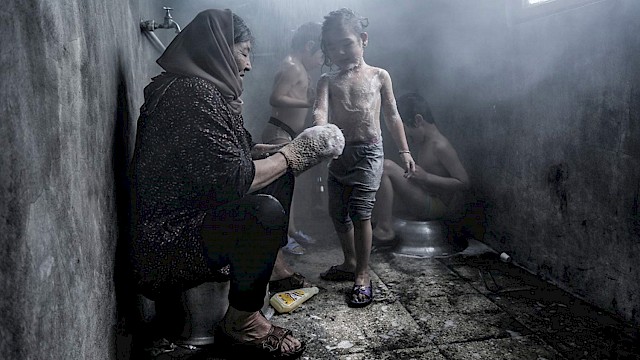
[313,8,415,307]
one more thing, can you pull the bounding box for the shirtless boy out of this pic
[262,22,324,292]
[263,23,324,144]
[372,93,470,243]
[313,8,415,307]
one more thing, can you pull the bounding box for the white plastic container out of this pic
[269,287,319,313]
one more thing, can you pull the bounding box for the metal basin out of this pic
[392,217,464,257]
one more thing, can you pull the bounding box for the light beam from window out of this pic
[528,0,555,4]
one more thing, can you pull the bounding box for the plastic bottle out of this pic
[269,287,319,314]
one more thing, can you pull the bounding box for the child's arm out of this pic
[435,143,469,191]
[379,70,415,173]
[312,74,329,126]
[269,64,312,108]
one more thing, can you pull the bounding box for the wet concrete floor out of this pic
[135,212,640,360]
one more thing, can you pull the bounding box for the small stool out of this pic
[392,217,465,257]
[176,281,230,346]
[152,281,230,346]
[137,281,272,347]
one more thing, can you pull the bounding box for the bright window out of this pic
[527,0,556,4]
[509,0,606,24]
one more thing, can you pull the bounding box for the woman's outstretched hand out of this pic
[278,124,345,175]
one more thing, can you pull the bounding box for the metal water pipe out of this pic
[141,7,181,33]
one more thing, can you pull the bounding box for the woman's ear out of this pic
[414,114,424,126]
[361,32,368,47]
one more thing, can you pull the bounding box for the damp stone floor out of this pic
[133,211,640,360]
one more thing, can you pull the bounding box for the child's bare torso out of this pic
[271,57,312,134]
[326,64,383,143]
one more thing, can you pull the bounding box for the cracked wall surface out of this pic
[0,1,160,358]
[397,0,640,325]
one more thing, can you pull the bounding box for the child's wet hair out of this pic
[397,93,436,127]
[321,8,369,67]
[291,22,322,52]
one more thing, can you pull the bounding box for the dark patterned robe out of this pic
[129,73,255,299]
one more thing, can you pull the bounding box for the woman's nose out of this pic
[245,59,252,72]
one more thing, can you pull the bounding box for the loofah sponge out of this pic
[279,124,345,175]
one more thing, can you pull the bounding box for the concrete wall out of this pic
[0,1,160,358]
[395,0,640,324]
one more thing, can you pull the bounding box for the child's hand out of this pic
[406,166,426,181]
[400,152,416,177]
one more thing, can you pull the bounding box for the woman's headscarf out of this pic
[156,9,243,115]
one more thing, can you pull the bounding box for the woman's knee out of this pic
[248,194,287,230]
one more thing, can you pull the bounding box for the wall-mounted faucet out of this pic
[140,7,181,33]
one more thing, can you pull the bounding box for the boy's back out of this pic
[269,56,314,136]
[415,135,454,179]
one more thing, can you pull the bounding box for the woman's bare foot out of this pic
[222,307,303,355]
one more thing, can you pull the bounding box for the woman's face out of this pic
[233,41,252,78]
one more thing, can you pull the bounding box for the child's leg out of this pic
[320,224,357,280]
[287,186,301,236]
[352,219,372,286]
[336,227,357,271]
[321,175,357,277]
[372,171,395,240]
[328,173,354,269]
[286,177,315,244]
[346,217,374,307]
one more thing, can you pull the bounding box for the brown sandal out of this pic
[219,324,306,359]
[269,272,307,293]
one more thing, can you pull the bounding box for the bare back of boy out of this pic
[396,129,468,218]
[269,56,314,140]
[415,130,452,174]
[413,135,457,201]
